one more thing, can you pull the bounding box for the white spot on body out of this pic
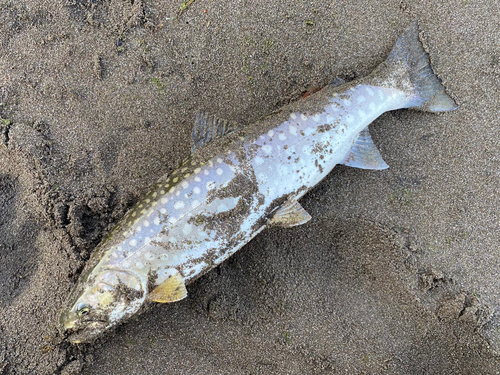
[129,239,137,247]
[154,217,160,226]
[169,187,175,193]
[216,168,223,176]
[144,237,151,244]
[217,158,223,163]
[278,132,287,141]
[204,170,209,175]
[143,220,150,227]
[343,99,351,106]
[192,200,200,208]
[300,114,307,121]
[255,156,264,165]
[267,130,274,137]
[183,224,193,235]
[345,114,354,124]
[290,113,297,120]
[358,110,367,121]
[160,208,167,214]
[194,168,201,174]
[357,96,365,104]
[181,181,188,189]
[366,87,374,96]
[135,261,144,270]
[161,197,168,204]
[289,125,298,135]
[176,191,181,196]
[262,145,273,154]
[174,201,185,210]
[194,176,201,182]
[194,187,201,194]
[331,104,339,112]
[313,114,320,122]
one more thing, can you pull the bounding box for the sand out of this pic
[1,0,500,374]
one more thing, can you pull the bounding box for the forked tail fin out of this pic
[380,21,458,112]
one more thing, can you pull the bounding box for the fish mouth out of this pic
[64,320,109,344]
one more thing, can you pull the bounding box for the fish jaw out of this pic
[66,321,108,344]
[60,268,147,343]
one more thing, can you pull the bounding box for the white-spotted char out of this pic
[60,22,457,344]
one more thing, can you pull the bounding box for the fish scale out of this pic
[60,21,458,343]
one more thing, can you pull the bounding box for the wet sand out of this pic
[1,1,500,374]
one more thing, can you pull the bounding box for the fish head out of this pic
[60,267,146,344]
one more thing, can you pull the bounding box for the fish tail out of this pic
[382,21,458,112]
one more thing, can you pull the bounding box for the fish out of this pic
[60,21,457,344]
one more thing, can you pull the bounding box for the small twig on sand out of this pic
[177,0,196,22]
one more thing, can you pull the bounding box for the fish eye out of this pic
[75,303,91,317]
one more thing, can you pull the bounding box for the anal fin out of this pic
[342,128,389,170]
[148,272,187,303]
[269,200,311,228]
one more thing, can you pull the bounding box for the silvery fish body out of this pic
[60,22,457,343]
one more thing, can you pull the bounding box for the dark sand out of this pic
[1,1,500,374]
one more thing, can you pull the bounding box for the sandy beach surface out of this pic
[1,1,500,374]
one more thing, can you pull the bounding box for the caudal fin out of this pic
[383,21,458,112]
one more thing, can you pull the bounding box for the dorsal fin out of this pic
[191,111,239,153]
[342,128,389,170]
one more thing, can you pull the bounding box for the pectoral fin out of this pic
[269,200,311,228]
[148,272,187,303]
[342,128,389,170]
